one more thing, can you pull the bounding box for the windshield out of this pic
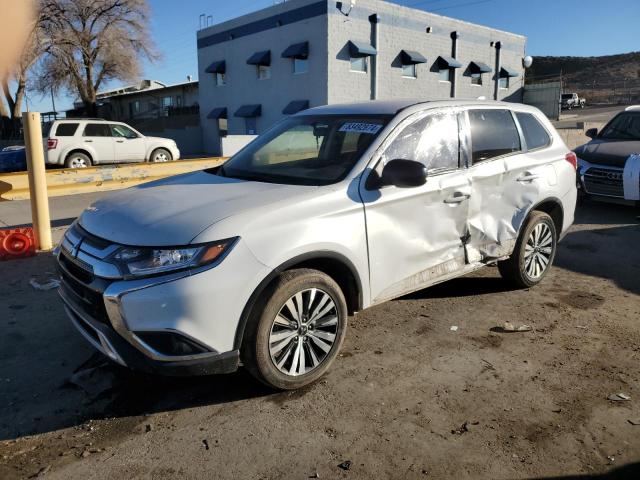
[599,112,640,140]
[214,115,391,185]
[561,94,573,100]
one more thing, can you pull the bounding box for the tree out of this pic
[38,0,157,116]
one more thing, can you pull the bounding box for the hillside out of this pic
[528,51,640,85]
[527,51,640,103]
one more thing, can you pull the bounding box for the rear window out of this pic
[83,123,111,137]
[516,112,551,150]
[55,123,79,136]
[468,109,521,163]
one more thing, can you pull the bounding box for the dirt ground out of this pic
[1,201,639,480]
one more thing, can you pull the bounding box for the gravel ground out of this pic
[1,201,639,480]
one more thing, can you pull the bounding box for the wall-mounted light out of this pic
[523,55,533,68]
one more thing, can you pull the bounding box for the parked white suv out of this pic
[46,119,180,168]
[56,100,577,390]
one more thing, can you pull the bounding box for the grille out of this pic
[583,167,624,197]
[59,269,110,324]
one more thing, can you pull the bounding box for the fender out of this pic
[232,251,364,350]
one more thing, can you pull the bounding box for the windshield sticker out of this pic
[339,122,383,135]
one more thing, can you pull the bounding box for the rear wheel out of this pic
[241,269,348,390]
[65,152,92,169]
[498,211,557,288]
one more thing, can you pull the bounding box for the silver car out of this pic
[56,100,577,390]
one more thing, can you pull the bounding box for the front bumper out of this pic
[56,227,270,376]
[577,158,639,206]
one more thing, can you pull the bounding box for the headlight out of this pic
[112,238,236,278]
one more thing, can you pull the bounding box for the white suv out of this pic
[56,100,577,390]
[46,119,180,168]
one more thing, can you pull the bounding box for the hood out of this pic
[145,136,174,143]
[575,139,640,168]
[78,171,314,246]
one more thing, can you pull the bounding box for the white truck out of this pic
[561,93,586,110]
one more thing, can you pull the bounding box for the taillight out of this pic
[565,151,577,170]
[47,138,58,150]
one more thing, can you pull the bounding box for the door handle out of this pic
[517,173,540,182]
[444,193,471,204]
[84,140,93,143]
[116,140,124,143]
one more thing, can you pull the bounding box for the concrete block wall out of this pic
[327,0,526,104]
[197,0,329,155]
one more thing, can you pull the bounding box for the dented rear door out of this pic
[464,108,546,261]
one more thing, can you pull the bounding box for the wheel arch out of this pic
[529,197,564,236]
[233,252,364,350]
[64,148,94,165]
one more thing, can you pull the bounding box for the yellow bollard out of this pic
[22,112,53,251]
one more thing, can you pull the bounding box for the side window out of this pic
[110,124,138,139]
[382,111,459,172]
[468,109,521,163]
[83,123,111,137]
[515,112,551,150]
[55,123,79,136]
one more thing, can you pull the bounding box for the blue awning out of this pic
[400,50,427,65]
[207,107,227,119]
[205,60,226,74]
[437,56,462,69]
[282,100,309,115]
[348,41,377,57]
[246,50,271,66]
[282,42,309,59]
[469,61,492,73]
[235,104,262,118]
[500,67,520,78]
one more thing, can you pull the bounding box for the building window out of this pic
[499,77,509,89]
[402,63,417,78]
[350,56,367,73]
[245,118,257,135]
[471,72,482,85]
[216,72,226,86]
[128,101,140,118]
[258,65,271,80]
[439,68,452,82]
[218,118,228,138]
[176,96,183,107]
[294,57,308,74]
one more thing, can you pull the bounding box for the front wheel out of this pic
[498,211,557,288]
[242,269,348,390]
[149,148,172,163]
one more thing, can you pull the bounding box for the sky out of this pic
[29,0,640,113]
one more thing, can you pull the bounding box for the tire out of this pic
[64,152,92,169]
[149,148,172,163]
[498,211,557,288]
[241,268,348,390]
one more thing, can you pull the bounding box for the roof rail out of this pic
[624,105,640,112]
[58,117,108,121]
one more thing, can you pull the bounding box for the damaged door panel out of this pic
[360,109,471,304]
[464,108,548,262]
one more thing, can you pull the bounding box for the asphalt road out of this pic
[1,200,639,480]
[554,104,630,128]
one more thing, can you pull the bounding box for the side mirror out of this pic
[585,128,598,139]
[378,159,427,188]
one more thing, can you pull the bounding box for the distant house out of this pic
[65,79,203,155]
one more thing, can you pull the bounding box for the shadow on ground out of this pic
[528,462,640,479]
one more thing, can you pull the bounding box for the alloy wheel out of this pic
[524,223,553,279]
[69,156,89,168]
[268,288,339,377]
[153,151,169,162]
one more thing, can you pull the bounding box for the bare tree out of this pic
[38,0,157,116]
